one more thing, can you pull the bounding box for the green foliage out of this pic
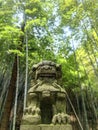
[0,0,98,129]
[0,0,97,96]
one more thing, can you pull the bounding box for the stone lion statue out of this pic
[22,61,71,125]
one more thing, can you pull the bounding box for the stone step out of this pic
[20,124,72,130]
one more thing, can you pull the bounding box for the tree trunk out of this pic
[0,56,17,130]
[12,56,19,130]
[81,89,89,130]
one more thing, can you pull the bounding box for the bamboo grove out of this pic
[0,0,98,130]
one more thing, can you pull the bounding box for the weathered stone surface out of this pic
[20,125,40,130]
[21,61,72,129]
[20,124,72,130]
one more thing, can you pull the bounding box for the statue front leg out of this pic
[52,92,71,124]
[22,92,41,125]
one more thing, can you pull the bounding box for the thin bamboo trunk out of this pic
[12,56,19,130]
[0,72,11,113]
[71,40,91,130]
[84,44,98,76]
[81,88,89,130]
[0,56,17,130]
[76,93,81,121]
[23,31,28,110]
[71,39,84,130]
[65,91,83,130]
[80,57,98,123]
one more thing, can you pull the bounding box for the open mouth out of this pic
[38,73,56,78]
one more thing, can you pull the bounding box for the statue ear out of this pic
[32,64,38,79]
[56,64,62,79]
[56,64,61,70]
[32,64,37,72]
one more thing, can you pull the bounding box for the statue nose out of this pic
[43,66,52,70]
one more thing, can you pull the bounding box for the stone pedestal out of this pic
[20,124,72,130]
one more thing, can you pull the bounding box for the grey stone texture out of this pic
[20,61,72,130]
[20,124,72,130]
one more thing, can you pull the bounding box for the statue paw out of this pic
[22,106,41,124]
[24,106,40,115]
[52,113,71,124]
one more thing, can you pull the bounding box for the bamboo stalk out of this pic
[0,56,17,130]
[23,31,28,110]
[12,56,19,130]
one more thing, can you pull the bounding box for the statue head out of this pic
[32,60,62,80]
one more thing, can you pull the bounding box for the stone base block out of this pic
[20,124,72,130]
